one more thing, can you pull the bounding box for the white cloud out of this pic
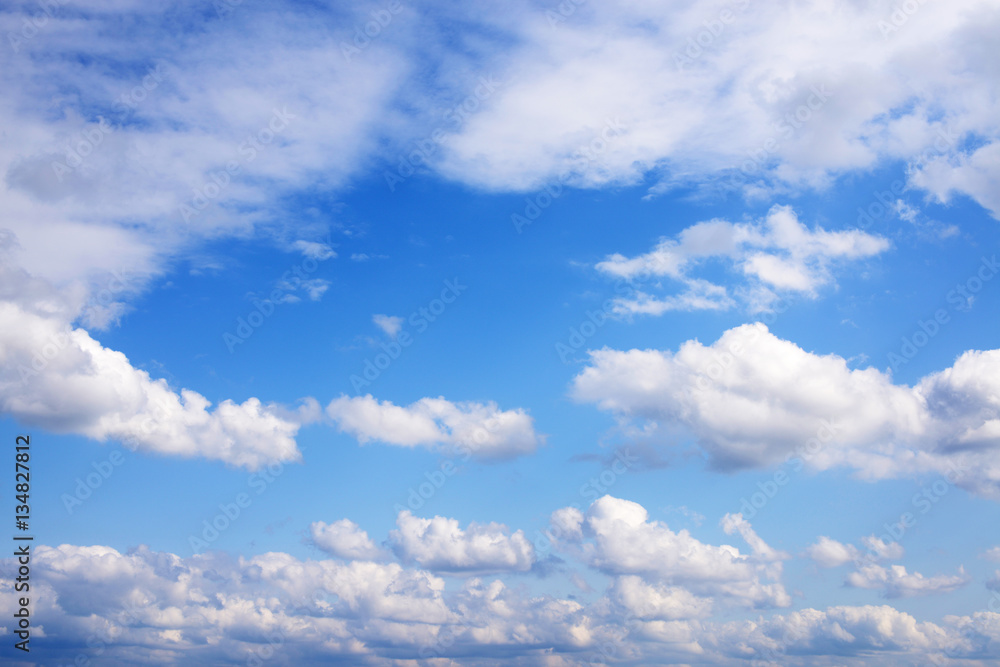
[290,240,336,260]
[311,519,382,560]
[1,538,997,664]
[714,604,959,660]
[0,3,410,291]
[846,564,968,599]
[721,512,788,564]
[607,575,713,621]
[563,496,790,609]
[910,141,1000,220]
[806,536,859,568]
[432,0,1000,219]
[372,314,404,338]
[596,205,888,314]
[806,535,905,570]
[301,278,330,301]
[390,510,535,574]
[861,535,905,562]
[0,267,303,469]
[325,394,543,460]
[273,277,330,302]
[0,2,404,463]
[571,323,1000,497]
[983,547,1000,562]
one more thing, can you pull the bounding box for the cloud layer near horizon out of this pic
[2,495,997,665]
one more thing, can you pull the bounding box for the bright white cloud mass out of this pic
[326,394,544,460]
[571,323,1000,497]
[2,497,999,664]
[595,205,890,314]
[1,0,998,664]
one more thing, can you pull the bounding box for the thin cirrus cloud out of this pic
[594,205,889,314]
[325,394,544,460]
[571,323,1000,497]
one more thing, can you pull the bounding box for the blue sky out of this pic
[2,0,1000,665]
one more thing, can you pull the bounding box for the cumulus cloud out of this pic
[806,536,860,569]
[806,535,905,569]
[713,604,962,661]
[846,564,968,599]
[310,519,382,560]
[607,575,713,621]
[390,510,535,574]
[596,205,888,314]
[0,542,597,664]
[0,3,406,461]
[0,535,996,664]
[0,267,303,469]
[805,534,960,598]
[571,323,1000,497]
[560,496,790,609]
[325,394,543,460]
[861,535,905,562]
